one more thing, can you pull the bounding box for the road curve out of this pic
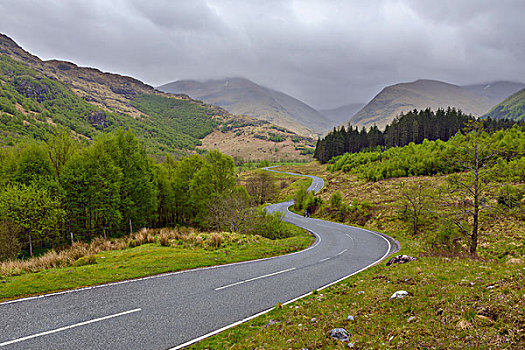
[0,169,399,350]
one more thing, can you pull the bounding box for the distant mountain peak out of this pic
[158,77,334,137]
[348,79,524,130]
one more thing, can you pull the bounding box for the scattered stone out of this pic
[469,282,475,286]
[329,328,349,342]
[266,319,280,327]
[407,316,416,323]
[390,290,409,299]
[310,317,317,323]
[476,314,494,323]
[357,291,365,295]
[388,336,394,342]
[348,342,355,348]
[386,255,417,266]
[486,285,495,289]
[436,308,444,316]
[346,315,355,321]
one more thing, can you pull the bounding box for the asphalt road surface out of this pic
[0,169,399,349]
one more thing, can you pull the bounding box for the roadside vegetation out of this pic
[191,123,524,349]
[0,129,318,300]
[0,224,311,301]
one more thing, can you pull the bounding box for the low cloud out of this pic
[1,0,523,108]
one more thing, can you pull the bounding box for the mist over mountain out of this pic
[319,103,365,126]
[158,78,334,137]
[0,33,314,161]
[462,81,525,105]
[348,79,524,129]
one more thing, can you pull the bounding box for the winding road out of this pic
[0,169,398,349]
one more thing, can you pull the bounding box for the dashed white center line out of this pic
[215,267,296,291]
[319,257,330,262]
[337,249,348,256]
[0,308,141,347]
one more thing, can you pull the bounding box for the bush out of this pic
[245,209,291,240]
[329,191,342,209]
[430,220,462,251]
[73,255,97,267]
[0,220,21,261]
[497,184,523,209]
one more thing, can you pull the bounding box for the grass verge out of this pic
[0,223,313,302]
[189,162,524,349]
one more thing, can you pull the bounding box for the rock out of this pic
[87,111,108,127]
[390,290,409,299]
[348,342,355,348]
[265,319,279,327]
[329,328,349,342]
[15,78,55,102]
[356,291,365,295]
[486,285,495,289]
[476,314,494,323]
[346,315,355,321]
[407,316,416,323]
[386,255,417,266]
[310,317,317,323]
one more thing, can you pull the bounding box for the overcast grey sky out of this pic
[1,0,524,109]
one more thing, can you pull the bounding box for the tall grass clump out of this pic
[0,227,233,277]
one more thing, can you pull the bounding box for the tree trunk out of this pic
[29,234,33,258]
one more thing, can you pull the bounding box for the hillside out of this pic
[319,103,365,125]
[158,78,334,137]
[484,88,525,121]
[0,33,313,160]
[348,79,520,129]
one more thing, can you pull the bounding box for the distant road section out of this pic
[0,168,398,350]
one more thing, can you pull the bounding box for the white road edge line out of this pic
[169,227,394,350]
[0,226,321,307]
[168,168,395,349]
[0,308,141,347]
[215,267,297,291]
[337,249,348,256]
[319,257,330,262]
[1,166,323,307]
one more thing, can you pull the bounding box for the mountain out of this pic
[462,81,525,103]
[348,79,523,129]
[157,78,333,137]
[320,103,365,125]
[484,88,525,121]
[0,33,314,161]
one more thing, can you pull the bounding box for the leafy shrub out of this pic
[245,209,291,240]
[0,220,21,261]
[329,191,343,209]
[430,220,462,251]
[73,255,97,267]
[497,184,523,209]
